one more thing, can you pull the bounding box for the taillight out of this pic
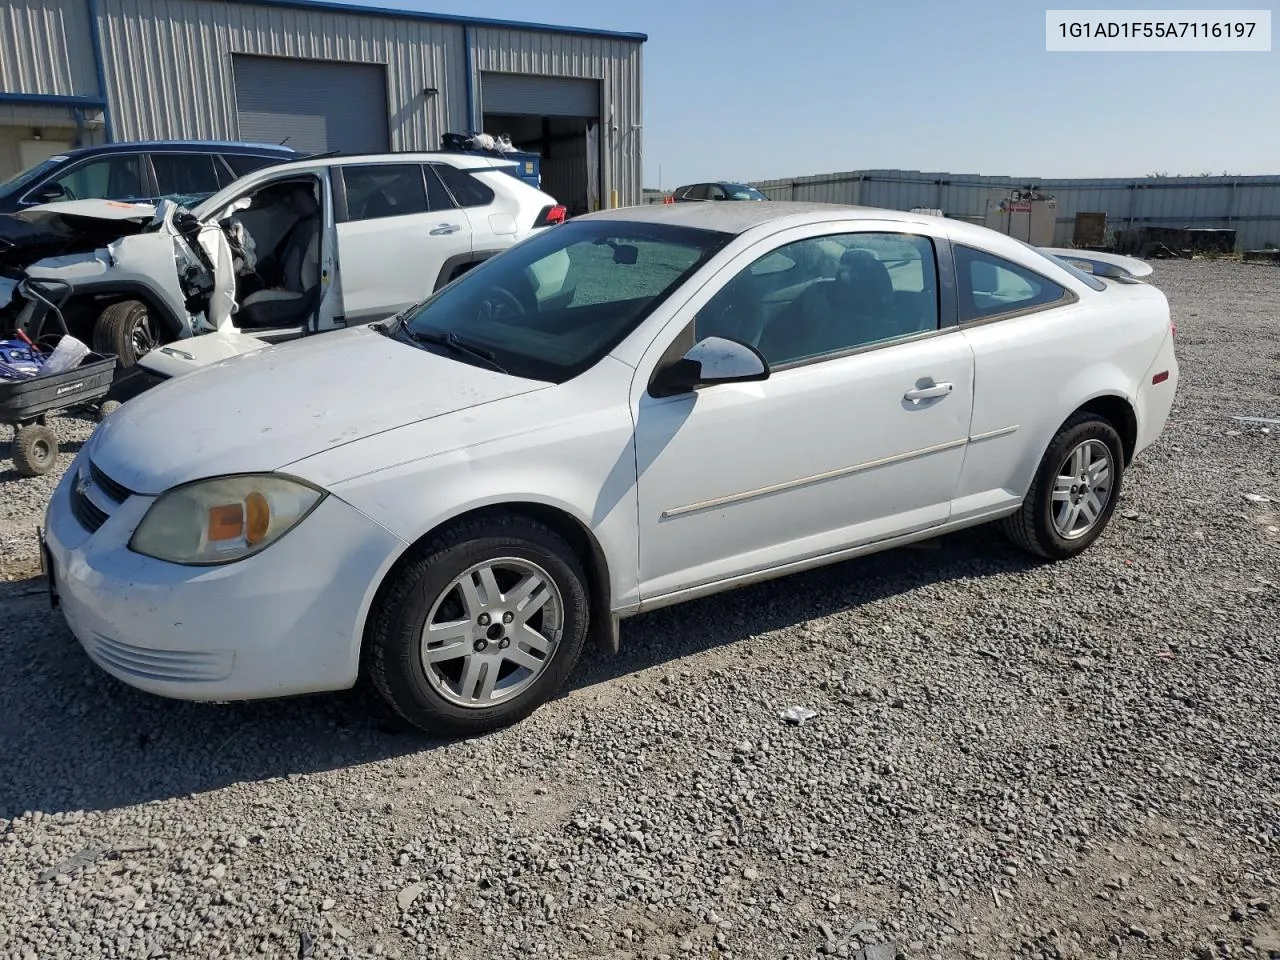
[1170,319,1177,339]
[534,204,567,227]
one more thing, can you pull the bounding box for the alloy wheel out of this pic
[420,557,564,708]
[1051,439,1115,540]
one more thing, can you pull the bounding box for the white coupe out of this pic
[40,202,1178,735]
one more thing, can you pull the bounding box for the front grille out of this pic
[68,460,132,534]
[69,482,109,533]
[90,461,133,503]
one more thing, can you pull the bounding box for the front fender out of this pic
[25,235,194,339]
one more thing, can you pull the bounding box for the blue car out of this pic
[0,140,300,215]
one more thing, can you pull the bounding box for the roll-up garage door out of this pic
[481,73,600,118]
[232,55,390,155]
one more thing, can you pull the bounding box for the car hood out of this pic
[90,325,551,494]
[23,198,159,222]
[0,202,158,271]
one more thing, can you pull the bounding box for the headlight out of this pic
[129,474,325,565]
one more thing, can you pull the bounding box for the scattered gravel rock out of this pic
[1,260,1279,958]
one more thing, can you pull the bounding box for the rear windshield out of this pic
[0,157,68,198]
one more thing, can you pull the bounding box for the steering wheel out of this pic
[476,286,526,323]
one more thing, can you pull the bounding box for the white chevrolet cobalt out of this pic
[41,202,1178,735]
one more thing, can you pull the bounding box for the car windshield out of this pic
[725,184,767,200]
[398,218,733,382]
[0,156,69,198]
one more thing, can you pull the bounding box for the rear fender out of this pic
[1011,364,1137,497]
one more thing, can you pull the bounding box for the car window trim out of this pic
[423,163,460,214]
[950,241,1079,327]
[18,151,150,205]
[148,150,226,198]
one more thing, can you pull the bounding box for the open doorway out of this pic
[480,73,602,217]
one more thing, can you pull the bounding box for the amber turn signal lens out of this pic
[245,491,270,545]
[207,503,245,542]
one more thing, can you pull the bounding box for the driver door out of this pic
[630,221,975,604]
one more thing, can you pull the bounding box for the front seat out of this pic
[237,186,322,329]
[757,247,900,363]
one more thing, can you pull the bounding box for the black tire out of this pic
[1002,411,1126,561]
[366,515,591,736]
[12,424,58,477]
[93,300,158,369]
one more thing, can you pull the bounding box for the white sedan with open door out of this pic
[40,202,1178,736]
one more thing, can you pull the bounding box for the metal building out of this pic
[750,168,1280,252]
[0,0,646,214]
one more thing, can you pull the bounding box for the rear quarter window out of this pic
[432,164,496,208]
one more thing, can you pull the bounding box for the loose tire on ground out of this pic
[11,424,58,477]
[366,514,591,736]
[93,300,157,369]
[1002,411,1126,561]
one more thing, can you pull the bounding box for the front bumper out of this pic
[43,454,407,701]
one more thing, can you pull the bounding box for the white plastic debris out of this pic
[781,705,818,726]
[1244,493,1274,505]
[37,334,90,376]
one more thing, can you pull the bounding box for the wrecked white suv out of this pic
[7,152,565,373]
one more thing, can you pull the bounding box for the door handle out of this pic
[429,223,461,235]
[904,381,954,403]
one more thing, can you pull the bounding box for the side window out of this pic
[223,153,280,178]
[685,184,710,200]
[431,163,495,208]
[955,245,1067,322]
[422,165,459,213]
[341,164,429,221]
[708,184,726,200]
[152,154,222,197]
[45,155,144,201]
[693,232,940,367]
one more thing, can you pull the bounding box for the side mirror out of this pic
[32,183,67,204]
[649,336,769,398]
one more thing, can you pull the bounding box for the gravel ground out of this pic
[1,258,1277,960]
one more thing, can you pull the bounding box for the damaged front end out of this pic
[2,198,248,354]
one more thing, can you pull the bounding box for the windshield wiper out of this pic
[403,327,508,374]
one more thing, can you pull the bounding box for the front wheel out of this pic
[1002,412,1125,560]
[93,300,159,369]
[366,515,591,736]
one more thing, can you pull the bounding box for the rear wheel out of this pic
[366,515,590,735]
[1002,412,1125,560]
[11,424,58,477]
[93,300,158,369]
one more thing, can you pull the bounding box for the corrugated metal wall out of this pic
[470,26,642,207]
[2,0,644,209]
[95,0,468,151]
[0,0,100,97]
[752,169,1280,251]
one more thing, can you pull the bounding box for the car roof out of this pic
[52,140,299,159]
[232,152,518,176]
[576,200,943,235]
